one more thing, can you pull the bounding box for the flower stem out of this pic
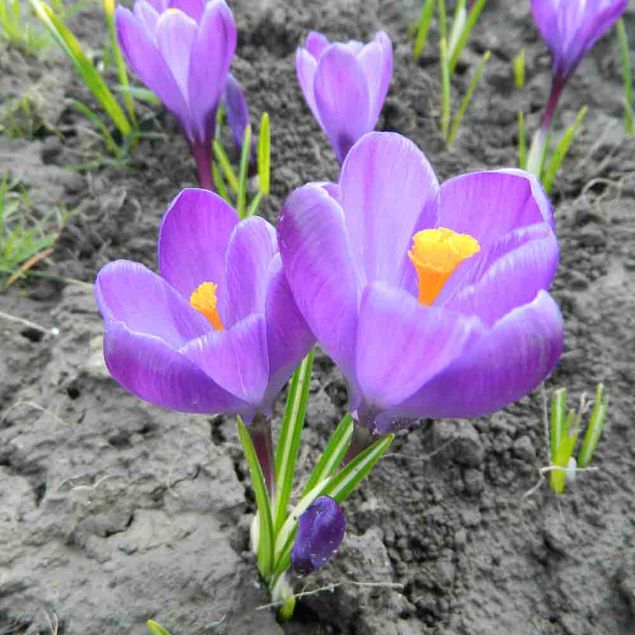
[539,75,566,132]
[191,141,213,190]
[342,424,374,465]
[249,414,276,499]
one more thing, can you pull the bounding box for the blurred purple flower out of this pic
[115,0,237,189]
[278,132,564,435]
[291,496,346,575]
[224,74,255,163]
[95,189,314,422]
[296,31,393,163]
[531,0,627,129]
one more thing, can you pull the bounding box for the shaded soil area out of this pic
[1,0,634,633]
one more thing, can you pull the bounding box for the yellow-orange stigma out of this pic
[190,282,224,330]
[408,228,480,306]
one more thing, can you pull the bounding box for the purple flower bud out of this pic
[291,496,346,575]
[224,74,252,157]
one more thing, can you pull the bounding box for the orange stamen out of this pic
[190,282,224,330]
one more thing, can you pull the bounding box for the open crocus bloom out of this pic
[296,31,393,164]
[278,132,564,434]
[95,189,314,422]
[116,0,236,188]
[531,0,627,83]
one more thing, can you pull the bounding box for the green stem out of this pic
[249,414,276,499]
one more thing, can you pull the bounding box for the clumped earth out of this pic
[1,1,634,634]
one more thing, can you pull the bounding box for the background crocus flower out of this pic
[296,30,393,163]
[278,132,564,435]
[291,496,346,575]
[530,0,628,131]
[224,73,252,158]
[95,189,314,422]
[116,0,237,189]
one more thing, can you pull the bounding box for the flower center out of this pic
[190,282,224,330]
[408,228,480,305]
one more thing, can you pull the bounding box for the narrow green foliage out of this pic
[245,190,263,218]
[72,100,122,157]
[550,388,567,463]
[413,0,435,60]
[550,413,578,494]
[0,0,49,53]
[578,384,609,468]
[617,19,634,135]
[212,139,239,195]
[146,621,172,635]
[542,106,587,194]
[236,125,252,218]
[237,416,274,577]
[437,0,447,43]
[447,0,467,61]
[28,0,132,138]
[303,414,354,495]
[439,37,451,140]
[116,85,160,105]
[518,111,527,169]
[212,162,231,203]
[258,112,271,195]
[513,48,526,90]
[448,0,486,74]
[447,49,491,146]
[274,350,314,533]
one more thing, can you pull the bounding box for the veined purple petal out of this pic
[155,8,198,98]
[116,6,191,136]
[278,184,362,378]
[263,255,315,407]
[357,31,393,124]
[102,320,245,414]
[295,47,321,124]
[144,0,166,13]
[340,132,439,288]
[222,216,277,327]
[158,188,238,304]
[397,291,564,419]
[224,74,252,154]
[180,314,269,410]
[314,44,371,163]
[95,260,209,349]
[291,496,346,575]
[133,1,160,40]
[167,0,206,22]
[187,0,236,143]
[355,283,477,415]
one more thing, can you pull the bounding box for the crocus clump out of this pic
[116,0,236,189]
[278,132,564,434]
[95,189,313,423]
[531,0,627,131]
[296,31,393,163]
[291,496,346,575]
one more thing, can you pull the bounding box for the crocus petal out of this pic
[222,216,277,327]
[155,8,197,98]
[444,223,559,325]
[356,31,392,124]
[158,188,238,301]
[187,0,236,143]
[180,314,269,409]
[295,47,321,124]
[278,184,362,378]
[339,132,439,288]
[263,255,315,404]
[354,283,477,413]
[167,0,206,22]
[314,44,370,163]
[305,31,330,59]
[291,496,346,575]
[436,169,553,254]
[397,291,564,420]
[224,74,251,153]
[95,260,209,349]
[116,7,191,134]
[145,0,166,12]
[133,1,160,40]
[102,321,245,414]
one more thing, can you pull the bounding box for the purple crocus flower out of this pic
[530,0,627,131]
[115,0,237,189]
[291,496,346,575]
[278,132,564,435]
[224,74,252,156]
[296,31,393,163]
[95,189,314,422]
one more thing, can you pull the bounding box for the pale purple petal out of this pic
[133,1,160,40]
[167,0,206,22]
[95,260,209,349]
[305,31,330,59]
[158,188,238,302]
[355,283,477,413]
[144,0,166,13]
[339,132,439,288]
[224,74,252,153]
[397,291,564,419]
[278,184,362,378]
[295,47,321,125]
[180,314,269,409]
[187,0,236,143]
[102,321,246,414]
[356,31,392,124]
[222,216,277,327]
[314,44,370,163]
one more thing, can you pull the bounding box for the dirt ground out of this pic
[1,0,634,633]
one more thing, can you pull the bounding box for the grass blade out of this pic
[212,139,239,195]
[245,190,263,218]
[236,415,274,577]
[147,622,172,635]
[71,100,121,156]
[513,48,526,90]
[258,112,271,195]
[236,124,252,218]
[448,0,485,74]
[437,0,447,42]
[274,350,314,533]
[413,0,435,60]
[439,36,451,140]
[550,388,567,462]
[617,19,634,135]
[549,429,577,494]
[212,162,230,203]
[447,0,466,60]
[578,384,609,468]
[518,110,527,169]
[447,49,490,146]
